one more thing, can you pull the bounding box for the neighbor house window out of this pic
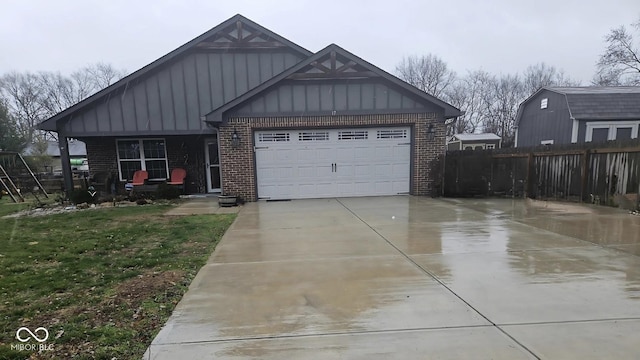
[116,139,169,181]
[486,144,495,149]
[585,121,640,142]
[540,98,548,109]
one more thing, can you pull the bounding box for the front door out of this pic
[205,136,221,193]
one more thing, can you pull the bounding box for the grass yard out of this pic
[0,200,235,359]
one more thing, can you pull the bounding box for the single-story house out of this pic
[446,133,501,150]
[24,140,87,173]
[515,86,640,147]
[38,14,460,201]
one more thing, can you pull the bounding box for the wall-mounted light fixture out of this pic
[426,123,435,140]
[231,128,241,148]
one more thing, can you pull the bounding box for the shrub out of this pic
[155,183,182,200]
[69,189,96,204]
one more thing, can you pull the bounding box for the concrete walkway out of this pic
[146,197,640,359]
[164,198,241,216]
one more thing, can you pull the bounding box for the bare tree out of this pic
[0,72,49,142]
[444,70,494,135]
[85,62,127,89]
[482,74,524,147]
[523,62,581,95]
[0,63,127,143]
[395,54,456,97]
[594,17,640,85]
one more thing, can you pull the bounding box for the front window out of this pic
[116,139,168,181]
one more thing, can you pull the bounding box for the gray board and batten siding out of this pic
[38,14,313,136]
[516,87,640,147]
[229,80,435,117]
[62,51,304,137]
[516,89,573,147]
[208,44,459,123]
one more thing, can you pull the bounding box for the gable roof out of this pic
[204,44,461,122]
[38,14,312,132]
[516,86,640,126]
[449,133,501,142]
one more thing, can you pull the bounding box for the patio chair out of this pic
[130,170,148,186]
[167,168,187,190]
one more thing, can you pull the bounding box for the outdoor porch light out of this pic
[426,123,435,140]
[231,128,241,148]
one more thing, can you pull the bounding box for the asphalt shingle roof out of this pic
[548,86,640,120]
[450,133,501,141]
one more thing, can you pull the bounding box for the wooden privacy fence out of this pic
[443,139,640,207]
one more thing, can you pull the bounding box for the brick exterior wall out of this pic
[81,113,446,200]
[82,136,208,194]
[219,113,445,202]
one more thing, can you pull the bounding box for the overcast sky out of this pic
[1,0,639,84]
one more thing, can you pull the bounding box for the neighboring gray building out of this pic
[447,133,501,150]
[515,86,640,147]
[24,140,87,173]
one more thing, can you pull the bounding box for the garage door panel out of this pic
[354,164,372,177]
[375,146,394,160]
[394,145,410,159]
[255,127,410,200]
[375,164,393,176]
[393,180,409,193]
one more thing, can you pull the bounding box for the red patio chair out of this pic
[167,168,187,186]
[131,170,148,186]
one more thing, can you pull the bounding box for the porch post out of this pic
[57,129,74,195]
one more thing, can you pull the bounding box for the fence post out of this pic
[525,152,534,198]
[580,149,590,202]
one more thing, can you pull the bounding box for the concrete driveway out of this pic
[146,197,640,359]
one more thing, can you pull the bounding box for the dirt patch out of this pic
[107,270,185,308]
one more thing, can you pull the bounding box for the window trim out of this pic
[116,138,169,181]
[462,143,486,150]
[540,98,548,109]
[585,121,639,142]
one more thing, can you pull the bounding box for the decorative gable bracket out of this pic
[287,50,378,80]
[196,20,288,50]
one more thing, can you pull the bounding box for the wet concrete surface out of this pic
[164,198,240,216]
[146,197,640,359]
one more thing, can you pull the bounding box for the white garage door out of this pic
[255,127,411,199]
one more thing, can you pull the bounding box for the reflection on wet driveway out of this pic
[146,197,640,359]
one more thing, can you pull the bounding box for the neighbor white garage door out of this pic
[255,127,411,199]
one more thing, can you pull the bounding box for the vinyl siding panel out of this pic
[122,87,137,131]
[158,70,174,131]
[146,77,163,131]
[134,81,149,131]
[183,55,200,130]
[194,54,212,117]
[57,49,306,136]
[231,80,441,117]
[516,90,572,147]
[108,96,124,132]
[170,63,188,131]
[96,102,111,132]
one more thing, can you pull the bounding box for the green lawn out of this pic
[0,201,235,359]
